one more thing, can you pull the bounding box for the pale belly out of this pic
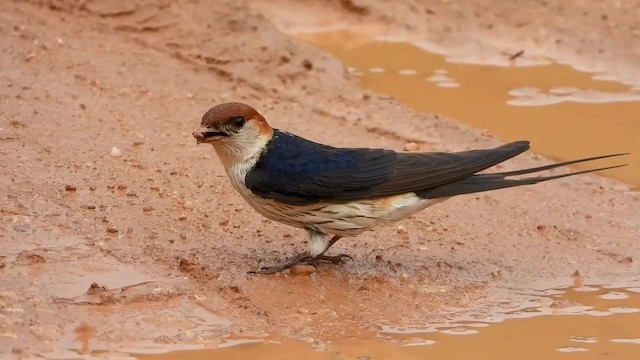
[223,162,448,236]
[239,190,447,236]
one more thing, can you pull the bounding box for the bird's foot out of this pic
[312,254,353,265]
[249,253,353,274]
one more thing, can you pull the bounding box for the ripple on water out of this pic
[439,328,479,336]
[436,82,460,88]
[507,87,640,106]
[569,336,598,344]
[398,69,418,75]
[610,338,640,344]
[557,347,589,352]
[609,307,640,314]
[599,291,630,300]
[572,286,601,292]
[400,339,436,346]
[583,309,613,317]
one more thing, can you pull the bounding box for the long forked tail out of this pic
[419,153,629,199]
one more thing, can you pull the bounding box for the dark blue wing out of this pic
[244,130,530,205]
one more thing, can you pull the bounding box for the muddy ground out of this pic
[1,0,639,357]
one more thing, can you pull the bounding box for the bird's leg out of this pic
[306,231,352,264]
[251,234,351,274]
[313,235,353,264]
[325,235,343,252]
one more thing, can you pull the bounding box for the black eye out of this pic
[231,116,245,127]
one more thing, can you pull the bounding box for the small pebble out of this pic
[301,59,313,70]
[289,264,316,276]
[106,226,118,234]
[298,307,309,314]
[5,306,24,313]
[142,206,153,212]
[182,200,194,209]
[572,269,582,277]
[404,142,419,151]
[110,146,122,157]
[65,184,77,191]
[29,324,57,340]
[396,225,408,234]
[13,224,30,232]
[0,291,18,302]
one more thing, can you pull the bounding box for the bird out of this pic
[192,102,628,274]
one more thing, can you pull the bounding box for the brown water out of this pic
[298,30,640,188]
[130,284,640,359]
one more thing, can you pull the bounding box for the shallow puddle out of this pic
[297,30,640,188]
[123,284,640,359]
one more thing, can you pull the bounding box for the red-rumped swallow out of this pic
[192,102,628,274]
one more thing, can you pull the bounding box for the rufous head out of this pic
[193,102,272,143]
[193,102,273,165]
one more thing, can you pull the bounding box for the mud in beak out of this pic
[192,128,228,144]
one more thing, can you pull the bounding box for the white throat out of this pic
[211,133,270,191]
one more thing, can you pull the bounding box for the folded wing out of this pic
[245,130,534,205]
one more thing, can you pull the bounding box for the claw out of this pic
[248,252,312,275]
[314,254,353,264]
[248,266,285,275]
[249,252,354,274]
